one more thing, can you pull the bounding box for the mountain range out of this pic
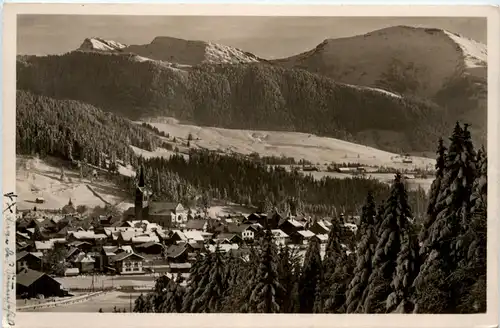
[16,25,487,154]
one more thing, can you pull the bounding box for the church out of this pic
[123,166,188,228]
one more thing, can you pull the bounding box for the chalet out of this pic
[243,212,267,225]
[215,233,243,245]
[171,230,205,246]
[16,269,65,299]
[278,218,304,237]
[186,219,207,232]
[135,241,164,255]
[65,247,83,263]
[67,240,93,252]
[291,230,316,245]
[110,252,145,275]
[166,244,189,263]
[266,211,284,230]
[16,251,43,273]
[271,229,289,246]
[73,253,95,273]
[97,215,113,227]
[309,220,330,235]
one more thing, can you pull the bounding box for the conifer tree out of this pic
[453,147,487,313]
[277,245,300,313]
[244,229,283,313]
[414,122,477,313]
[363,173,413,313]
[345,192,377,313]
[299,236,323,313]
[322,215,353,313]
[419,138,447,247]
[158,275,185,313]
[191,244,226,313]
[182,252,209,312]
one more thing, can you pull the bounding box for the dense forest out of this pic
[133,123,487,314]
[115,150,428,218]
[16,90,157,167]
[17,51,453,153]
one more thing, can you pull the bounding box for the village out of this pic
[15,166,358,311]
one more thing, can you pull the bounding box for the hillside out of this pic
[16,90,161,167]
[273,26,487,141]
[77,36,262,65]
[16,156,133,212]
[138,117,435,170]
[17,51,450,153]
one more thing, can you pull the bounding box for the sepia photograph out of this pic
[2,4,499,328]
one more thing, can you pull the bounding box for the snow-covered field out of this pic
[32,291,143,313]
[139,118,435,171]
[16,156,133,212]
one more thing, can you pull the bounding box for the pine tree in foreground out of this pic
[414,122,477,313]
[244,229,283,313]
[452,147,487,313]
[299,236,323,313]
[345,192,377,313]
[277,245,301,313]
[419,137,447,250]
[363,173,413,313]
[191,244,226,313]
[322,216,353,313]
[158,274,185,313]
[182,251,210,312]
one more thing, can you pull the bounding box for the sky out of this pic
[17,16,486,59]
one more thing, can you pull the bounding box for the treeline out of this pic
[133,123,486,314]
[115,149,428,217]
[17,51,452,153]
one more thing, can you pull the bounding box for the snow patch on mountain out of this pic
[443,31,487,68]
[346,84,402,99]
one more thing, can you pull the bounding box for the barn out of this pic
[16,269,65,299]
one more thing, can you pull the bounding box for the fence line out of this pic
[17,291,111,312]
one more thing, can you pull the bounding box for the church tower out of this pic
[135,165,149,221]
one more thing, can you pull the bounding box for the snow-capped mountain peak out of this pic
[78,37,128,52]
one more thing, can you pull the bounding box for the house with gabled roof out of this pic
[135,241,164,255]
[110,252,145,275]
[309,220,331,235]
[16,251,42,273]
[278,218,305,237]
[186,219,207,232]
[16,269,64,299]
[215,233,243,245]
[73,253,95,273]
[243,212,268,225]
[291,230,316,245]
[271,229,289,246]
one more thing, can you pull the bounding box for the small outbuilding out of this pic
[16,269,65,299]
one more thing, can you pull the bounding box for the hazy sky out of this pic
[17,15,486,59]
